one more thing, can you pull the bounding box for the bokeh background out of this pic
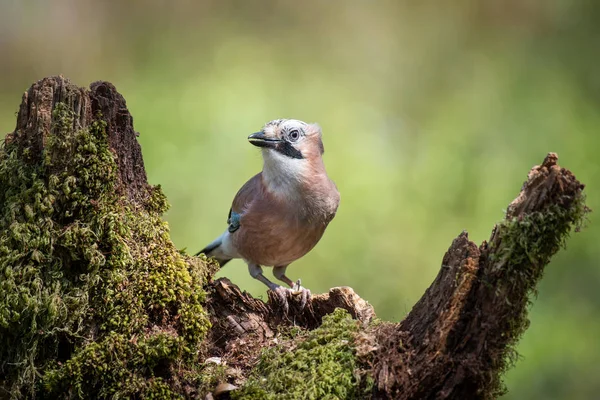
[1,1,598,398]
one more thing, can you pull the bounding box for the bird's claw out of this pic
[272,285,291,314]
[270,281,311,312]
[291,279,302,292]
[291,279,311,310]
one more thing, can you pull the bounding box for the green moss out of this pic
[493,198,589,276]
[196,363,229,397]
[0,103,211,398]
[486,192,589,397]
[234,309,372,400]
[42,332,182,399]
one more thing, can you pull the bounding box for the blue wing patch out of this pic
[227,209,241,233]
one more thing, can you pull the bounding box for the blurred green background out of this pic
[1,1,598,398]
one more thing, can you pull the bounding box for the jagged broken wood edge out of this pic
[206,277,375,339]
[9,75,151,205]
[368,153,586,399]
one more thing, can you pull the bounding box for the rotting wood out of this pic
[10,75,150,205]
[367,153,587,399]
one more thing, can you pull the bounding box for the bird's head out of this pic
[248,119,324,163]
[248,119,335,200]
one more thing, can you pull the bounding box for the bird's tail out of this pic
[195,233,232,267]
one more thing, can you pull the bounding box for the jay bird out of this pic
[197,119,340,309]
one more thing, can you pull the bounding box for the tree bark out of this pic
[10,76,150,205]
[0,76,588,399]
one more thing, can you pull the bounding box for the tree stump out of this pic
[0,76,589,399]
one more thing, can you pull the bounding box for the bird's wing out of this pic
[227,173,262,233]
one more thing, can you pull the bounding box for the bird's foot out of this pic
[291,279,311,310]
[269,280,311,312]
[271,285,291,314]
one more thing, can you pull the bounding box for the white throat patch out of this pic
[262,149,307,198]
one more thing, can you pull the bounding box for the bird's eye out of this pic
[288,129,300,142]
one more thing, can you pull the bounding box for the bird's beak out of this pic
[248,132,281,149]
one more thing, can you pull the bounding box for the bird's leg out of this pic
[272,265,295,287]
[248,263,280,290]
[273,265,311,309]
[248,263,290,312]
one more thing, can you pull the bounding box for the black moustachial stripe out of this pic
[276,141,304,159]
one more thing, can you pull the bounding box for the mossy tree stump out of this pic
[0,76,589,399]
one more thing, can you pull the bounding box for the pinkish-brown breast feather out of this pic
[228,171,339,267]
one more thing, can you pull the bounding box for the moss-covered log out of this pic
[0,76,589,399]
